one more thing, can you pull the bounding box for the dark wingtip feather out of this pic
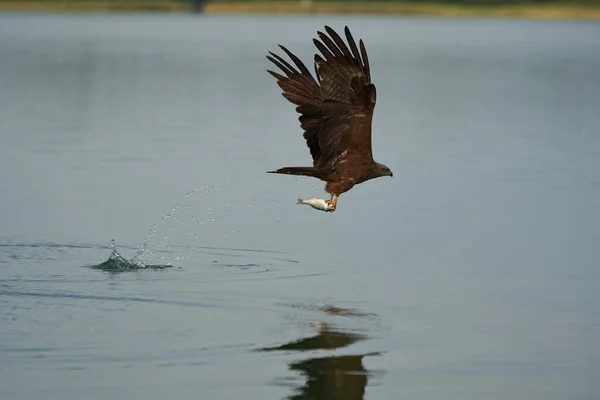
[267,52,297,76]
[343,26,362,69]
[324,25,351,58]
[277,45,291,56]
[278,44,313,79]
[359,39,370,80]
[266,69,285,80]
[318,30,343,58]
[313,38,334,62]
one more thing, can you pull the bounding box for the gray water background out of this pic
[1,13,599,400]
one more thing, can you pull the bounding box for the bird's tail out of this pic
[267,166,325,178]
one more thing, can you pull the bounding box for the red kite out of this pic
[267,26,392,212]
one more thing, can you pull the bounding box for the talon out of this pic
[326,195,338,212]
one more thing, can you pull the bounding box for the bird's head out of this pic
[376,163,393,178]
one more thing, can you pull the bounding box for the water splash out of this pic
[91,240,172,271]
[107,177,313,268]
[126,181,257,266]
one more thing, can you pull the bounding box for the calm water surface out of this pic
[1,14,600,400]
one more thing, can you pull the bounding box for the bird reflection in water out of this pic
[260,323,380,400]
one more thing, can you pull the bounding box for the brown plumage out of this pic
[266,26,393,212]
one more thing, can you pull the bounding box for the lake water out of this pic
[1,13,599,400]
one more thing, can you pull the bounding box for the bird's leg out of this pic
[326,194,337,212]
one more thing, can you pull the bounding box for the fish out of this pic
[297,197,335,212]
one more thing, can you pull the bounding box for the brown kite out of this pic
[267,26,393,212]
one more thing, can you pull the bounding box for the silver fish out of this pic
[297,197,335,212]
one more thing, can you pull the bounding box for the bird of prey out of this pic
[266,26,393,213]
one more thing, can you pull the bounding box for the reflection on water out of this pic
[281,303,378,318]
[261,323,380,400]
[287,354,371,400]
[261,324,366,352]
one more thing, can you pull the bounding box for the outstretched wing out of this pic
[267,26,376,170]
